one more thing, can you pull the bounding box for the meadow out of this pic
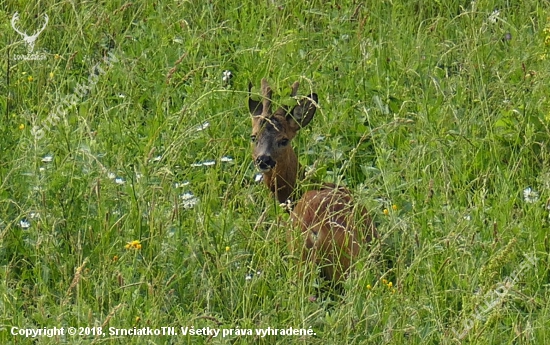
[1,0,550,344]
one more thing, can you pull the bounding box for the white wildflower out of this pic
[279,200,294,212]
[191,160,215,167]
[115,177,125,185]
[196,122,210,131]
[41,155,53,163]
[180,192,198,209]
[175,181,190,188]
[523,187,539,203]
[180,192,195,201]
[313,134,325,142]
[220,156,233,162]
[222,70,232,82]
[488,9,500,24]
[20,219,30,229]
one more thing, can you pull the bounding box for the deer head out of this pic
[11,12,49,53]
[248,78,318,203]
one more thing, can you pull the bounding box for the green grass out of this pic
[1,0,550,344]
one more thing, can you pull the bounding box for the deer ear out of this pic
[248,82,263,116]
[288,94,318,129]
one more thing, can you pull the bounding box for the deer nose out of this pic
[255,155,276,171]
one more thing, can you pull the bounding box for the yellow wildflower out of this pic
[225,246,230,252]
[27,76,34,82]
[392,204,398,211]
[19,123,25,130]
[383,209,389,216]
[125,240,142,250]
[366,284,372,290]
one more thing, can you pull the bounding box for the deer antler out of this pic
[261,78,272,112]
[290,81,300,97]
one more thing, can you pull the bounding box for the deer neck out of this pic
[263,149,298,204]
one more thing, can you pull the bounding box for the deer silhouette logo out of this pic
[11,12,49,53]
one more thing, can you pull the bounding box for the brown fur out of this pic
[291,187,377,283]
[251,113,300,203]
[249,79,377,284]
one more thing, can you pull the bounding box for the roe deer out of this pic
[248,78,377,285]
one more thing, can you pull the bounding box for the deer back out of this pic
[291,186,377,283]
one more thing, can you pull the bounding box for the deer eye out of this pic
[278,138,289,147]
[250,135,257,143]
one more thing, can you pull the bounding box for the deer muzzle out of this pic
[255,155,276,172]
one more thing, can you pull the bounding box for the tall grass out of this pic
[1,1,549,343]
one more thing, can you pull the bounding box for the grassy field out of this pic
[1,0,550,344]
